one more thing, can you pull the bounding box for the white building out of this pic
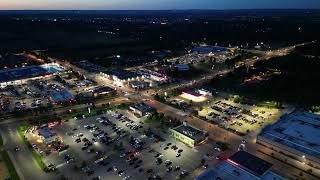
[257,111,320,169]
[0,63,65,88]
[100,70,143,87]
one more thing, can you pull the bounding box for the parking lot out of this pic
[0,71,98,113]
[198,99,283,135]
[0,82,52,112]
[24,108,221,180]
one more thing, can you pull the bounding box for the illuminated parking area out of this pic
[19,103,221,180]
[198,99,283,135]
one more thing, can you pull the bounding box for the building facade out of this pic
[170,123,207,147]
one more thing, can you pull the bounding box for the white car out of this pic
[97,134,105,139]
[113,166,118,171]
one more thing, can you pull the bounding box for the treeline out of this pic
[212,51,320,106]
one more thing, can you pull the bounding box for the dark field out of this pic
[1,10,320,66]
[211,41,320,105]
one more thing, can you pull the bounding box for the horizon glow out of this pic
[0,0,320,10]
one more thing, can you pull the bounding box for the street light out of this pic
[302,155,306,164]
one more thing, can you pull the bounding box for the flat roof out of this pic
[229,151,272,177]
[259,111,320,158]
[130,103,155,113]
[0,64,63,83]
[50,90,74,102]
[182,90,203,97]
[196,160,284,180]
[192,46,227,53]
[129,80,149,86]
[173,124,206,140]
[102,69,140,80]
[137,69,167,78]
[74,60,105,72]
[93,86,115,94]
[38,127,56,139]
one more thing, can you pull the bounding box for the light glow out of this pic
[180,92,207,102]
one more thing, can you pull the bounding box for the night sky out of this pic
[0,0,320,10]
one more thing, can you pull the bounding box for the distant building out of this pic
[175,64,190,71]
[137,69,169,82]
[198,88,213,96]
[180,90,208,102]
[92,86,116,97]
[169,123,207,147]
[74,60,105,72]
[255,44,262,49]
[129,103,156,116]
[257,111,320,169]
[192,46,228,54]
[49,90,75,105]
[196,151,286,180]
[100,69,168,89]
[129,80,151,89]
[0,63,65,88]
[182,90,202,99]
[100,70,143,86]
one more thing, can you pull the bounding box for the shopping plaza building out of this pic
[0,63,66,88]
[170,123,207,147]
[257,111,320,170]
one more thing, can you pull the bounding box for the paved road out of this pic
[5,42,315,179]
[0,122,58,180]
